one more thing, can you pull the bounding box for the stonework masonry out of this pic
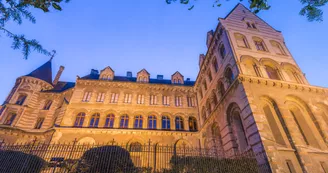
[1,3,328,173]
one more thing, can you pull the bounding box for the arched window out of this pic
[130,142,142,152]
[286,69,303,84]
[134,115,143,129]
[120,115,129,128]
[148,115,157,129]
[290,107,320,148]
[16,94,27,105]
[89,113,100,127]
[104,114,115,128]
[265,65,281,80]
[175,116,184,130]
[253,37,267,51]
[4,113,16,125]
[212,92,218,106]
[219,44,226,59]
[74,112,85,127]
[43,100,52,110]
[162,116,171,130]
[228,104,248,152]
[218,81,225,98]
[34,117,44,129]
[235,33,249,48]
[270,41,286,55]
[213,58,219,72]
[224,68,234,85]
[203,80,207,91]
[208,71,212,82]
[263,105,286,146]
[188,117,198,131]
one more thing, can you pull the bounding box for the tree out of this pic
[0,0,69,59]
[0,150,46,173]
[166,0,328,22]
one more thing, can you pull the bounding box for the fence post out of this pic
[147,139,151,169]
[153,143,157,172]
[68,138,78,159]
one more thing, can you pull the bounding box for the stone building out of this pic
[0,3,327,173]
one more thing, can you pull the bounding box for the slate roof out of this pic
[26,60,53,84]
[42,81,75,93]
[81,73,195,86]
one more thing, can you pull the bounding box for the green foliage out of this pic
[168,155,258,173]
[0,0,69,59]
[0,150,46,173]
[166,0,327,22]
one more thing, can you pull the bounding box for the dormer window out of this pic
[99,66,114,81]
[137,69,150,83]
[246,21,257,30]
[171,71,184,85]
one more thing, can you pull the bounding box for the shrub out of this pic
[0,150,45,173]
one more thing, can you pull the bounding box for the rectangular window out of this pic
[110,93,119,103]
[34,117,44,129]
[286,160,296,173]
[187,97,195,107]
[96,92,105,102]
[137,94,145,104]
[4,113,16,125]
[150,95,157,105]
[175,96,182,107]
[82,92,92,102]
[163,96,170,106]
[124,94,132,103]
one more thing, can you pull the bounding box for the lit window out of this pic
[110,93,119,103]
[15,94,27,105]
[163,96,170,106]
[175,116,184,130]
[34,117,44,129]
[162,116,171,130]
[89,113,100,127]
[124,94,132,103]
[187,96,195,107]
[104,114,115,128]
[120,115,129,128]
[43,100,52,110]
[96,92,105,102]
[137,94,145,104]
[150,95,157,105]
[148,115,157,129]
[82,92,92,102]
[4,113,16,125]
[74,112,85,127]
[188,117,198,131]
[134,115,143,129]
[175,96,183,107]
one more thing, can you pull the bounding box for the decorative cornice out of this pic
[76,79,194,93]
[238,75,328,94]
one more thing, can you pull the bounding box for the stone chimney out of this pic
[199,54,205,68]
[53,66,65,85]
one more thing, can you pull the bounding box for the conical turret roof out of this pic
[26,59,52,84]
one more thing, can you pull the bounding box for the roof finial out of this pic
[50,50,56,60]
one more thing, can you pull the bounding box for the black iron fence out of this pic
[0,140,272,173]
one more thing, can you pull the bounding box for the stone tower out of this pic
[197,3,328,173]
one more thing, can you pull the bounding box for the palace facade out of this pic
[0,3,328,173]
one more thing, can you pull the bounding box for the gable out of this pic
[222,3,279,34]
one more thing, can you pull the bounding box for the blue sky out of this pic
[0,0,327,103]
